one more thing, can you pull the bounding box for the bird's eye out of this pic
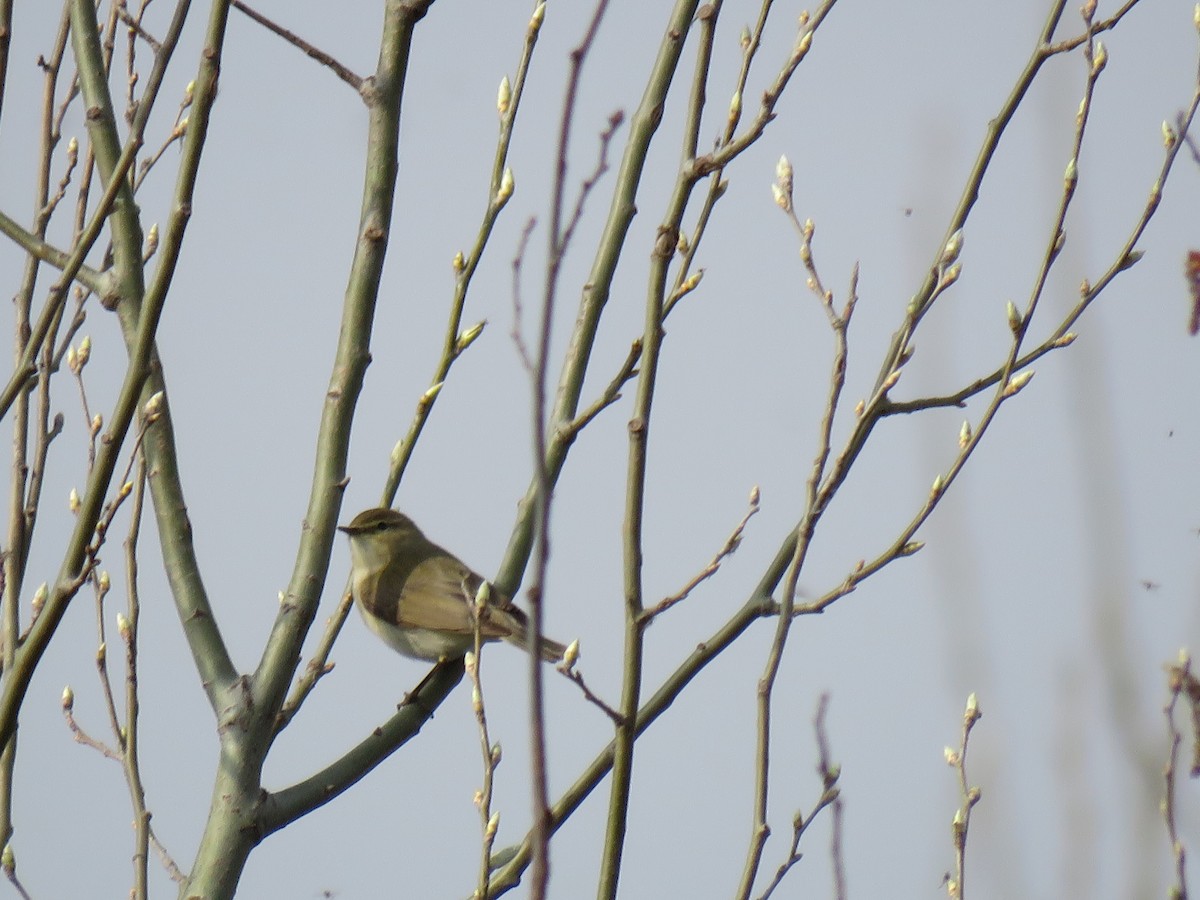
[375,521,389,531]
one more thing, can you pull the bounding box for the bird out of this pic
[339,507,569,663]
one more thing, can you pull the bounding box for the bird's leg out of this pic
[399,660,452,713]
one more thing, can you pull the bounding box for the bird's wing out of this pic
[388,553,520,639]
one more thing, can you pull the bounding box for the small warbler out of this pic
[339,507,568,663]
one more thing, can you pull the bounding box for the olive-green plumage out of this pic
[339,508,566,663]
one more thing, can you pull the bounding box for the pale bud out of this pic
[1006,300,1022,333]
[931,473,944,497]
[67,136,79,158]
[1163,120,1177,149]
[464,650,477,675]
[944,746,960,766]
[940,229,963,266]
[775,154,793,198]
[419,382,444,407]
[143,390,165,420]
[117,612,131,641]
[96,642,106,664]
[69,488,80,513]
[184,80,195,104]
[61,685,74,710]
[91,413,103,435]
[66,344,77,373]
[471,684,482,713]
[1091,41,1107,75]
[31,583,47,617]
[455,320,487,354]
[529,1,545,32]
[78,336,91,367]
[739,25,751,50]
[495,167,514,206]
[1119,249,1144,271]
[958,421,971,449]
[965,691,980,720]
[562,639,580,669]
[749,484,760,506]
[452,250,466,272]
[490,742,502,766]
[676,268,704,298]
[98,570,110,594]
[497,76,512,117]
[474,581,491,610]
[771,183,790,212]
[1052,332,1077,348]
[173,116,189,138]
[1002,370,1034,398]
[793,30,812,60]
[728,90,742,122]
[1064,157,1078,188]
[939,262,961,289]
[898,541,925,557]
[486,811,500,839]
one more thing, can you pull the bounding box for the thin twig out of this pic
[465,641,499,900]
[945,694,983,898]
[526,3,615,894]
[231,0,363,90]
[756,693,843,900]
[641,486,760,622]
[558,666,624,726]
[123,460,152,898]
[275,589,351,733]
[1163,654,1200,900]
[383,0,548,504]
[116,5,162,53]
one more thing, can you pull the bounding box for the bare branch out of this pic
[231,1,363,91]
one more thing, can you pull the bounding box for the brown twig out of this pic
[231,0,363,91]
[1163,653,1200,900]
[275,589,351,733]
[756,693,843,900]
[558,666,624,726]
[944,693,983,898]
[641,485,760,622]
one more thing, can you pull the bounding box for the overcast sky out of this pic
[1,1,1199,898]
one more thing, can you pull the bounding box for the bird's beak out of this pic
[337,525,351,535]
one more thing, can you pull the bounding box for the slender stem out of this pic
[123,463,150,900]
[495,0,702,595]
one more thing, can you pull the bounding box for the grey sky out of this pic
[0,1,1198,897]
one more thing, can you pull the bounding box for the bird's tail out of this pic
[504,630,569,663]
